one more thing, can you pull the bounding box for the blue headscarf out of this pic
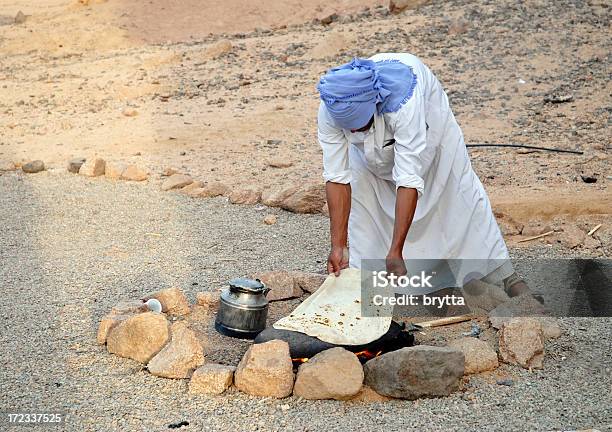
[317,58,417,130]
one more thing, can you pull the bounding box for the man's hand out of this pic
[386,253,407,276]
[327,245,349,276]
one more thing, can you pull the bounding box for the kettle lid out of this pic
[229,278,266,294]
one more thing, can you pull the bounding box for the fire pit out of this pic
[254,320,415,363]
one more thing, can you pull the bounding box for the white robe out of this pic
[318,53,512,293]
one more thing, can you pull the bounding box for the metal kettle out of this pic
[215,278,271,339]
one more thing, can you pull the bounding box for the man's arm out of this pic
[386,186,418,275]
[326,182,351,275]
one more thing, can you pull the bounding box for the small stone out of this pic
[540,317,563,340]
[389,0,430,14]
[560,224,586,249]
[22,160,45,173]
[263,214,278,225]
[448,18,468,35]
[229,187,261,205]
[234,340,294,398]
[121,165,149,181]
[179,180,204,194]
[320,13,339,25]
[293,347,363,400]
[79,157,106,177]
[447,338,499,374]
[496,378,514,386]
[161,174,193,191]
[522,219,552,237]
[147,321,205,379]
[261,186,300,207]
[104,161,127,180]
[364,345,464,399]
[14,10,26,24]
[348,385,393,403]
[267,159,293,168]
[122,107,138,117]
[106,312,170,363]
[162,167,179,176]
[189,364,235,395]
[291,271,326,294]
[67,158,86,174]
[498,318,544,369]
[0,161,16,171]
[194,182,230,198]
[280,184,326,214]
[254,271,301,301]
[145,287,191,316]
[204,39,233,59]
[195,291,221,312]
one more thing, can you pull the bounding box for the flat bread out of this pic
[273,268,393,345]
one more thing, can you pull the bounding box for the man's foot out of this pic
[503,273,545,304]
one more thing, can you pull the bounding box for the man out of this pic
[317,53,530,299]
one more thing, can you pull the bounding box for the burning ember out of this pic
[293,349,382,365]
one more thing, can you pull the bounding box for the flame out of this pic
[354,350,383,360]
[292,350,382,365]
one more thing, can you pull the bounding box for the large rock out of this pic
[293,347,363,400]
[104,161,126,180]
[147,321,205,379]
[234,340,294,398]
[195,291,221,312]
[389,0,431,14]
[447,337,498,374]
[364,345,464,399]
[229,187,261,205]
[280,184,326,214]
[488,293,546,329]
[198,182,230,198]
[254,271,301,301]
[291,271,326,294]
[22,160,45,173]
[261,186,299,207]
[189,364,235,395]
[145,287,191,316]
[161,174,193,191]
[498,318,544,369]
[79,157,106,177]
[107,312,170,363]
[97,313,133,345]
[121,165,149,181]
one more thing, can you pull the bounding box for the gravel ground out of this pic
[0,170,610,432]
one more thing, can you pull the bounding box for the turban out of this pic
[317,58,417,130]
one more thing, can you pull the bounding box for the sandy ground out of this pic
[0,171,610,432]
[0,1,609,211]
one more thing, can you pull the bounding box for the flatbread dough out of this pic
[273,268,393,345]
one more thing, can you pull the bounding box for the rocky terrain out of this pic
[0,0,610,431]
